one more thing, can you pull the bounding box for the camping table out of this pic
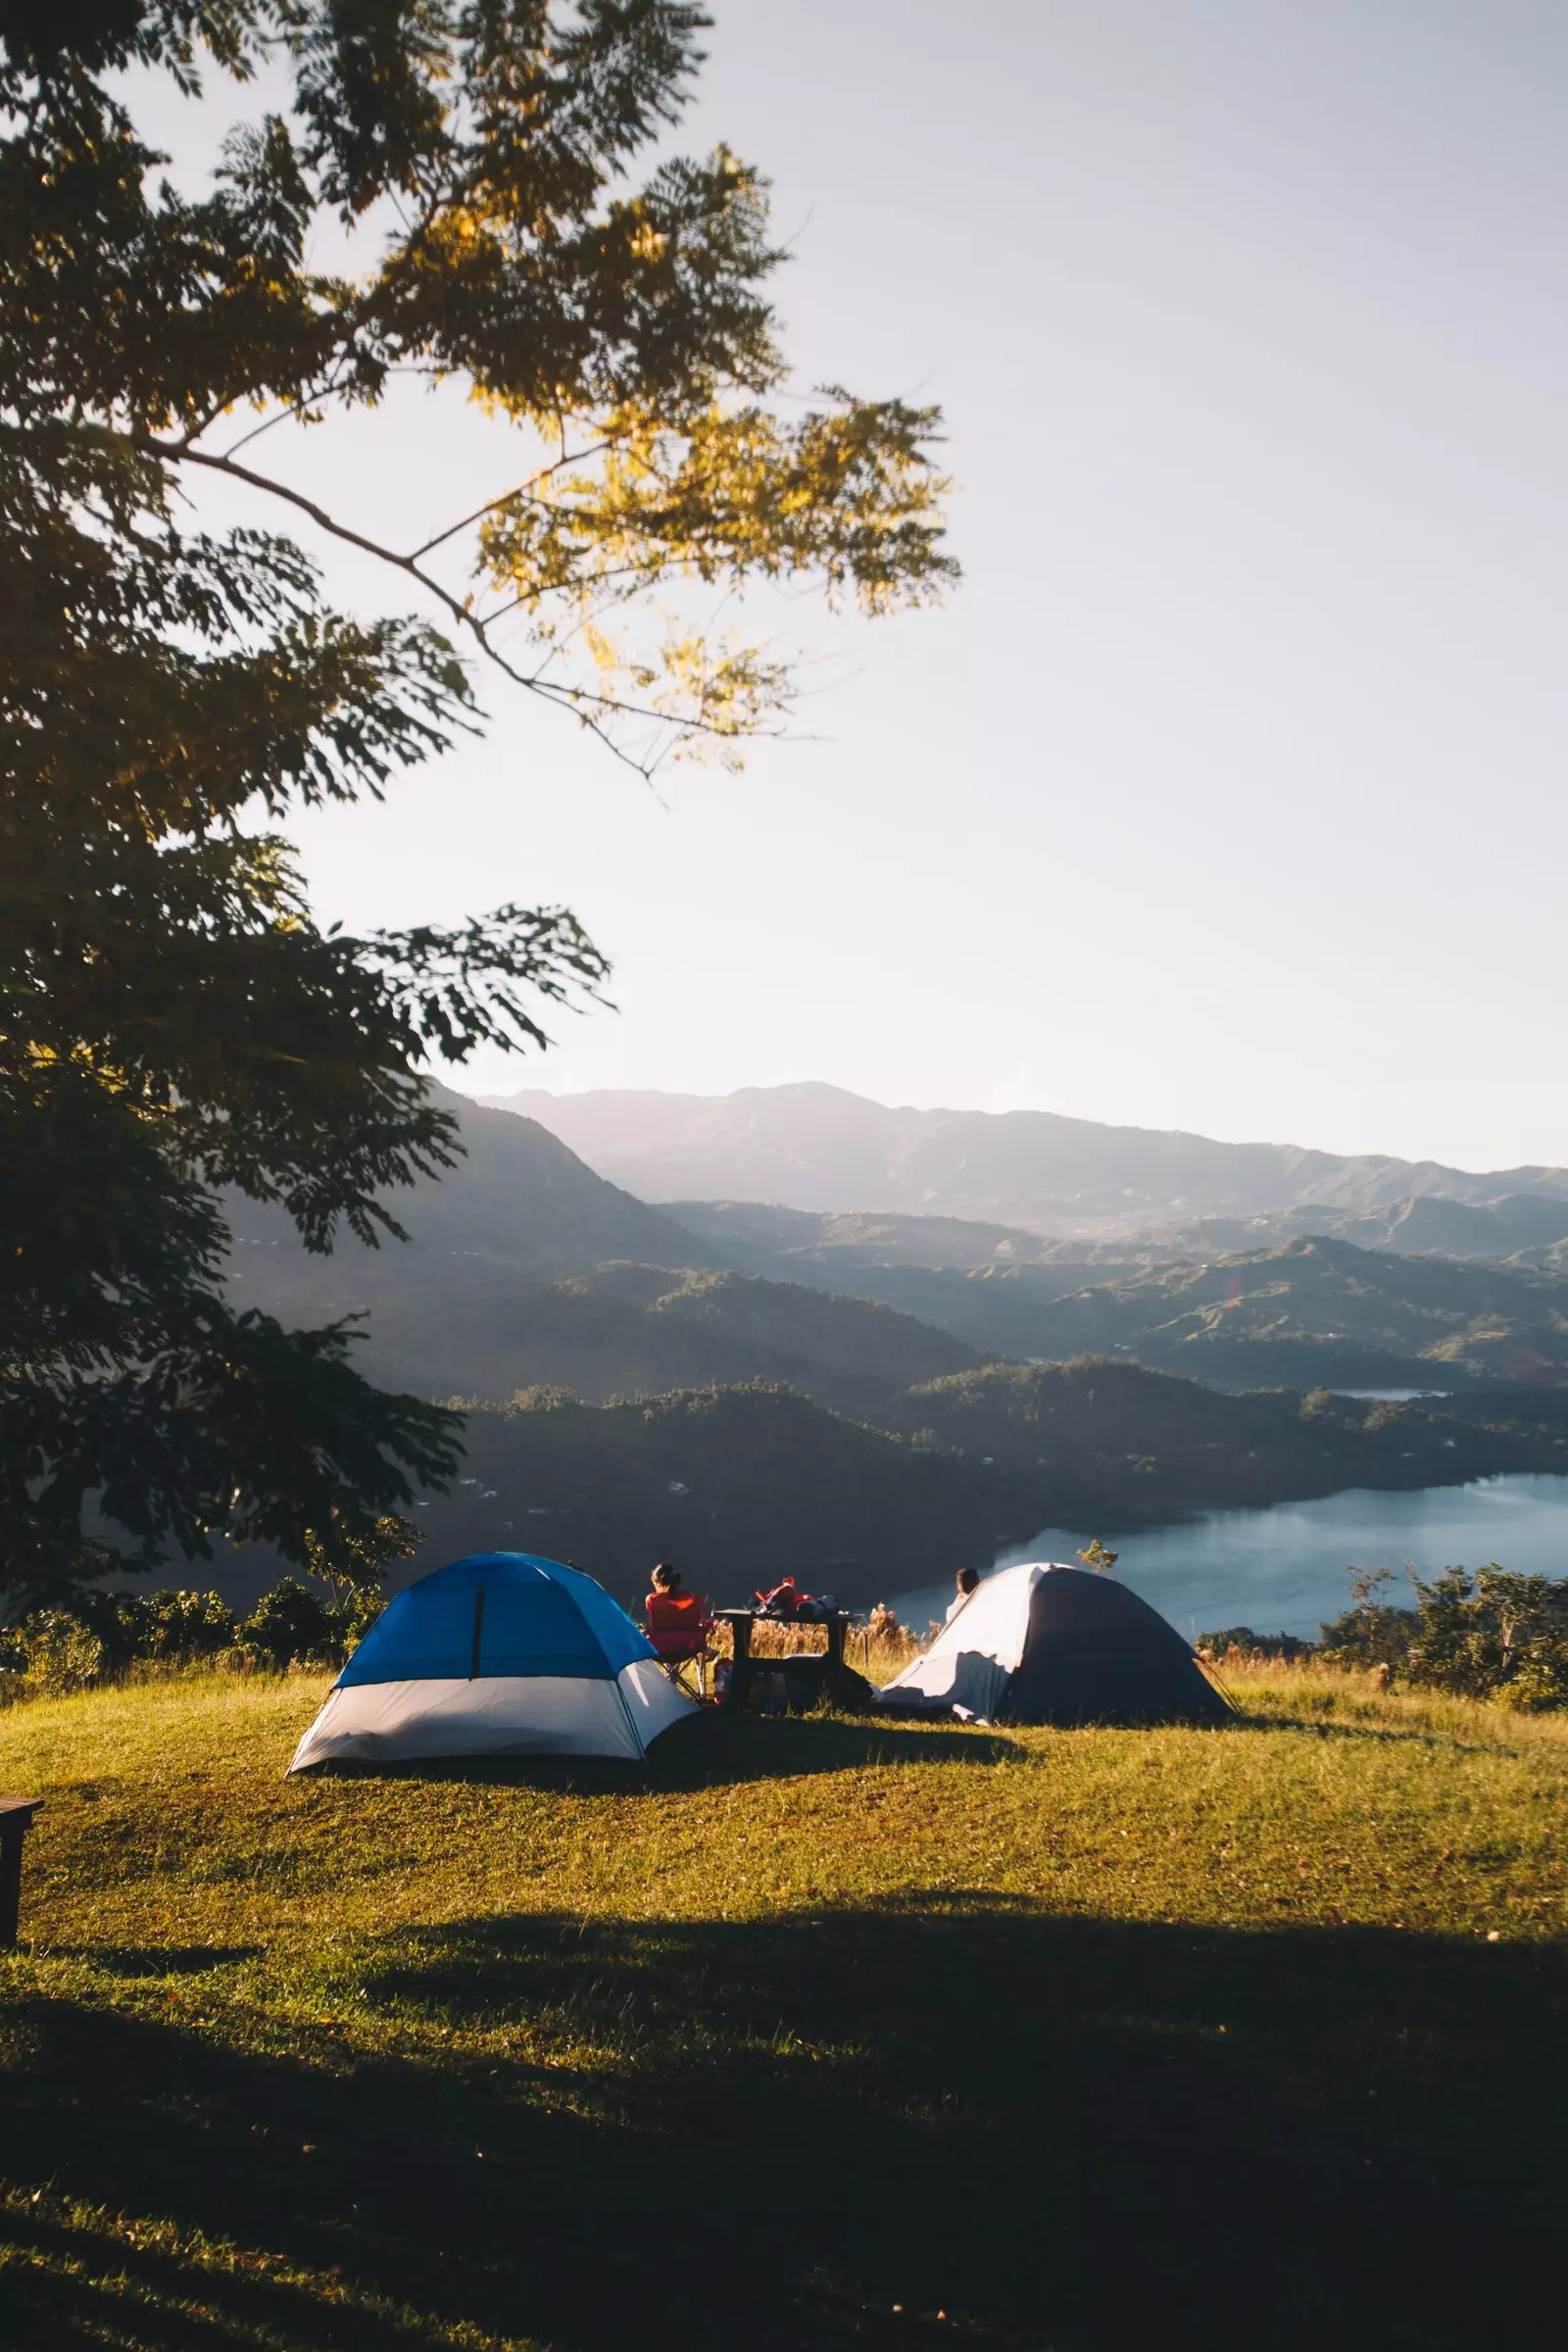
[0,1798,42,1948]
[713,1609,854,1710]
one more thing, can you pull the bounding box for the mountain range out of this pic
[197,1081,1568,1610]
[481,1082,1568,1237]
[225,1086,1568,1402]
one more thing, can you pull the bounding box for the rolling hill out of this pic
[237,1255,978,1413]
[221,1088,977,1411]
[481,1081,1568,1236]
[346,1369,1568,1614]
[1030,1236,1568,1388]
[897,1358,1568,1517]
[658,1208,1568,1385]
[226,1082,720,1278]
[1142,1193,1568,1263]
[662,1200,1063,1275]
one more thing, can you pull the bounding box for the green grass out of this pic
[2,1668,1566,2349]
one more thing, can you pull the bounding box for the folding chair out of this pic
[645,1591,714,1698]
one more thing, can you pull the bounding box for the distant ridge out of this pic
[221,1087,976,1408]
[227,1083,717,1276]
[477,1081,1568,1238]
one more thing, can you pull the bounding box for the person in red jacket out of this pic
[754,1575,803,1620]
[645,1563,710,1655]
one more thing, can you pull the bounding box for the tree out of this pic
[1405,1565,1568,1708]
[0,2,954,1611]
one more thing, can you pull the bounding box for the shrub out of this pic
[237,1580,337,1672]
[80,1590,238,1669]
[21,1613,107,1695]
[137,1590,238,1661]
[0,1576,386,1700]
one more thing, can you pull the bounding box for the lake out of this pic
[886,1473,1568,1643]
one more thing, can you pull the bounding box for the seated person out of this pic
[946,1566,981,1623]
[645,1562,710,1657]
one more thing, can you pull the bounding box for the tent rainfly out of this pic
[288,1552,693,1771]
[880,1561,1232,1727]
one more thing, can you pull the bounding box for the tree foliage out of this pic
[0,0,954,1608]
[1404,1565,1568,1710]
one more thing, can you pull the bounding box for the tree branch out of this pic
[405,438,614,561]
[128,430,759,770]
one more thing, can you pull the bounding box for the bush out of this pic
[0,1577,387,1700]
[236,1580,338,1671]
[20,1612,107,1696]
[79,1590,238,1669]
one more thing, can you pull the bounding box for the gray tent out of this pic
[881,1561,1232,1727]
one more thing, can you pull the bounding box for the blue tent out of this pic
[289,1552,695,1770]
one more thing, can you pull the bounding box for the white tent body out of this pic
[289,1657,690,1771]
[287,1552,697,1771]
[882,1560,1054,1721]
[880,1560,1229,1727]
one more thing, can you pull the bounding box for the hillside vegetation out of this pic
[1,1670,1565,2349]
[703,1233,1568,1389]
[903,1359,1568,1523]
[666,1206,1568,1383]
[664,1198,1065,1273]
[1035,1235,1568,1387]
[361,1367,1568,1614]
[1149,1190,1568,1263]
[231,1250,977,1416]
[407,1382,1006,1604]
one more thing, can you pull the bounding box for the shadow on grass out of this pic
[5,1901,1567,2350]
[314,1709,1022,1794]
[1235,1709,1507,1753]
[75,1944,267,1978]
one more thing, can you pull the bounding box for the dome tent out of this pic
[288,1552,693,1771]
[880,1562,1232,1728]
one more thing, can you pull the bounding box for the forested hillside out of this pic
[222,1091,977,1411]
[1145,1193,1568,1262]
[663,1200,1062,1274]
[1031,1236,1568,1387]
[665,1210,1568,1386]
[359,1368,1568,1612]
[231,1254,976,1415]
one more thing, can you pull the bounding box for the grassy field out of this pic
[1,1668,1566,2349]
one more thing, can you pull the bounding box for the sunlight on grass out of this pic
[4,1665,1564,1955]
[2,1668,1565,2348]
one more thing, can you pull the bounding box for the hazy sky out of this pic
[152,3,1568,1170]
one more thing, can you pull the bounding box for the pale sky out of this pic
[143,3,1568,1170]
